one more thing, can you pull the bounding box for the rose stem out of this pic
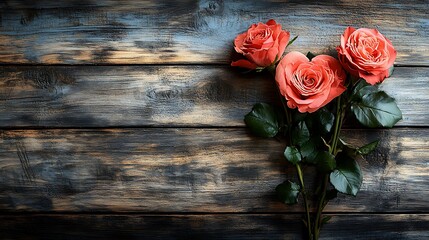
[277,86,313,239]
[296,163,313,240]
[314,96,346,239]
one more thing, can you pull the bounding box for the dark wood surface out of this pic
[1,214,428,240]
[0,66,427,127]
[0,0,428,65]
[0,128,428,213]
[1,0,428,239]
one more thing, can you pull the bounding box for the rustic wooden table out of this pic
[0,1,428,239]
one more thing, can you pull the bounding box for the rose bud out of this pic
[231,19,290,70]
[337,27,397,85]
[276,51,347,113]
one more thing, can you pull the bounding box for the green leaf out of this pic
[292,121,310,146]
[293,112,308,123]
[339,139,358,159]
[357,140,379,155]
[284,146,301,165]
[351,80,402,128]
[244,103,280,137]
[351,91,402,128]
[286,35,299,48]
[352,80,377,98]
[300,138,319,164]
[330,153,363,196]
[276,180,300,205]
[306,52,316,60]
[315,108,335,133]
[316,151,336,172]
[321,216,332,225]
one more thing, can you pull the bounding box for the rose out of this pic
[231,19,290,70]
[337,27,396,85]
[276,51,346,113]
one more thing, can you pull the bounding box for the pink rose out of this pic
[337,27,396,85]
[231,19,290,69]
[276,51,346,113]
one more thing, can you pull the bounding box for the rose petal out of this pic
[281,51,309,70]
[275,63,288,97]
[276,31,291,60]
[266,19,277,25]
[267,47,279,64]
[358,70,389,85]
[232,20,291,69]
[337,27,396,85]
[231,59,258,69]
[276,52,347,113]
[340,26,356,49]
[247,50,273,67]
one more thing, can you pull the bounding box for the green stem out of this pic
[313,174,329,240]
[314,97,345,239]
[296,164,312,240]
[276,85,312,239]
[277,87,292,144]
[331,97,345,155]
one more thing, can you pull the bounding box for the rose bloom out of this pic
[231,19,290,69]
[337,27,396,85]
[276,51,346,113]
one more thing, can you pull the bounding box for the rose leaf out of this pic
[292,121,310,146]
[286,35,299,48]
[351,91,402,128]
[306,52,316,60]
[244,103,280,137]
[351,80,378,101]
[315,108,335,133]
[300,138,320,164]
[357,140,379,155]
[316,151,336,173]
[330,153,363,196]
[276,180,301,205]
[321,216,332,225]
[284,146,301,165]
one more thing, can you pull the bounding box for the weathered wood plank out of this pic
[0,66,427,127]
[0,214,428,239]
[0,0,427,65]
[0,128,427,212]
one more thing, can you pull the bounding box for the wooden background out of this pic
[0,0,428,239]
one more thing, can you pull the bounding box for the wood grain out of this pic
[0,214,428,240]
[1,1,427,238]
[0,128,427,212]
[0,0,428,65]
[0,66,427,127]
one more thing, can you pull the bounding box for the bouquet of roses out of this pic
[231,20,401,239]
